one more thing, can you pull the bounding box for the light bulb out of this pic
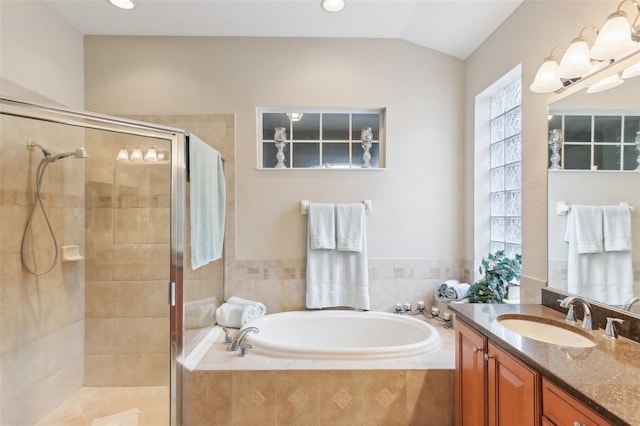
[321,0,345,13]
[529,58,562,93]
[558,38,592,79]
[144,147,158,161]
[116,148,129,161]
[590,13,635,60]
[130,148,143,161]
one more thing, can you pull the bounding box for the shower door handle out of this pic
[168,281,176,306]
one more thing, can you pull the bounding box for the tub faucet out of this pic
[558,296,592,330]
[227,326,259,353]
[622,297,640,312]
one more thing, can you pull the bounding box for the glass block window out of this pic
[258,108,386,169]
[489,80,521,258]
[547,113,640,171]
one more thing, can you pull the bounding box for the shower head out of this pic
[27,141,89,162]
[49,148,90,162]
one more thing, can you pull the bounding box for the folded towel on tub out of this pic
[184,296,219,329]
[435,280,470,302]
[226,296,267,316]
[215,303,258,328]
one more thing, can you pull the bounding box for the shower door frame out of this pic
[0,96,187,426]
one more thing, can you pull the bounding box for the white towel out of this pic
[226,296,267,316]
[215,303,258,328]
[308,203,336,250]
[437,279,460,298]
[434,280,469,302]
[306,206,369,310]
[602,205,632,252]
[189,134,226,270]
[566,205,603,254]
[565,207,634,305]
[336,203,365,252]
[184,297,219,329]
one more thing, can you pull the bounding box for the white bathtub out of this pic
[243,310,441,360]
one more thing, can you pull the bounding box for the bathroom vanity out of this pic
[449,303,640,426]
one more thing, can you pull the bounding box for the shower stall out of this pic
[0,97,223,426]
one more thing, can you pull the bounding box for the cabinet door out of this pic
[487,341,540,426]
[456,320,487,426]
[542,378,613,426]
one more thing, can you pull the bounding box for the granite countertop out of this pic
[448,303,640,426]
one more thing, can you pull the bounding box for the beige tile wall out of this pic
[185,369,453,426]
[1,113,86,425]
[84,130,171,387]
[225,258,463,314]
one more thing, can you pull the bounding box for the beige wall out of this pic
[84,36,465,261]
[0,1,84,109]
[464,0,615,302]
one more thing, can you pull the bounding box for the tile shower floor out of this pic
[35,386,169,426]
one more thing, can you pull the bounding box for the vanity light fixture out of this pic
[586,72,624,93]
[116,147,168,162]
[529,48,564,93]
[129,148,143,161]
[287,112,304,122]
[530,0,640,93]
[321,0,345,13]
[107,0,135,10]
[558,27,598,79]
[590,0,639,60]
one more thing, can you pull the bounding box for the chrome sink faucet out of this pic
[227,326,259,354]
[558,296,592,330]
[622,297,640,312]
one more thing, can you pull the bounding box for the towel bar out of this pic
[556,201,635,215]
[300,200,372,215]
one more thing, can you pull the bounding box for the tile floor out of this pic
[35,386,169,426]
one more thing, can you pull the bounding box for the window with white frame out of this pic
[257,108,386,169]
[489,80,522,258]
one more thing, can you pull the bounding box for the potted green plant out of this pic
[467,251,522,304]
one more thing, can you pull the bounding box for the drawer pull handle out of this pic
[473,345,480,353]
[484,353,494,361]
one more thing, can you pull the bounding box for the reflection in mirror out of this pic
[548,52,640,315]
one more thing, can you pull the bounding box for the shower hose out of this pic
[21,157,59,275]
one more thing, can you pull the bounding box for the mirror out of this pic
[547,52,640,314]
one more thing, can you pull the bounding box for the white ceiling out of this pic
[42,0,523,60]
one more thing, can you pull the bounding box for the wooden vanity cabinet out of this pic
[456,319,540,426]
[541,378,613,426]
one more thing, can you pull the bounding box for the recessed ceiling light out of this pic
[321,0,345,13]
[108,0,135,10]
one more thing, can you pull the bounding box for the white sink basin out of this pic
[497,314,597,348]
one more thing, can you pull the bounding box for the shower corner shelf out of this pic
[61,245,84,261]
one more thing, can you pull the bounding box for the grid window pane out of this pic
[491,141,504,168]
[259,108,384,168]
[292,143,320,168]
[491,167,504,192]
[491,116,505,143]
[505,163,521,190]
[489,80,522,254]
[593,145,620,170]
[505,244,521,258]
[491,192,505,216]
[563,145,591,169]
[323,114,349,140]
[505,135,521,164]
[323,143,350,167]
[505,107,521,138]
[624,116,640,142]
[624,145,639,170]
[594,116,622,143]
[564,116,592,142]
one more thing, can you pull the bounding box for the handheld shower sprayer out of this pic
[21,140,91,275]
